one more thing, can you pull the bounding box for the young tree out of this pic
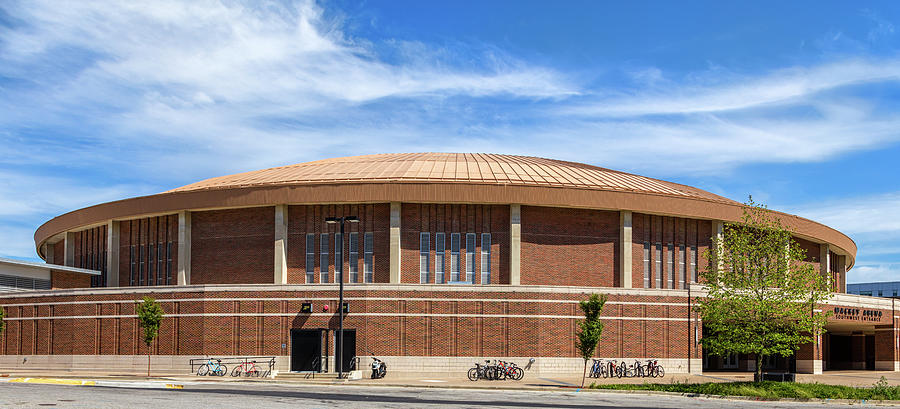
[0,306,5,337]
[698,198,831,381]
[136,297,164,377]
[575,293,607,388]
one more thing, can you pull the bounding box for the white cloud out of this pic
[790,192,900,235]
[849,263,900,283]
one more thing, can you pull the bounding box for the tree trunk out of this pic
[581,359,588,388]
[755,354,763,382]
[147,343,151,377]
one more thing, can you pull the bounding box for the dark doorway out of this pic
[866,335,876,370]
[334,329,357,373]
[827,334,853,370]
[291,329,323,372]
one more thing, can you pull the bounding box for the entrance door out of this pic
[866,335,876,370]
[334,329,357,373]
[291,329,323,372]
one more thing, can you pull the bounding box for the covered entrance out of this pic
[823,321,878,371]
[333,329,357,373]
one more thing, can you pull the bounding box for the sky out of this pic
[1,0,899,283]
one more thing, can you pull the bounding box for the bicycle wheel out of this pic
[513,367,524,380]
[467,368,479,381]
[232,366,243,377]
[218,365,228,376]
[198,364,209,376]
[656,366,665,378]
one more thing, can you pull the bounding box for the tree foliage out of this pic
[0,306,5,336]
[136,296,164,376]
[698,198,831,379]
[576,293,607,387]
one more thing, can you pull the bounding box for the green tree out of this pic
[0,306,5,337]
[576,293,607,388]
[699,198,831,381]
[136,297,164,377]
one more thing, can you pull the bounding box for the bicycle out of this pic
[198,358,227,376]
[646,359,665,378]
[232,360,261,377]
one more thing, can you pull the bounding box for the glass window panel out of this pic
[481,233,491,284]
[435,233,445,284]
[643,242,650,288]
[466,233,476,283]
[348,232,358,283]
[450,233,460,282]
[364,232,374,283]
[320,233,329,283]
[667,243,674,289]
[335,233,343,283]
[420,232,430,283]
[654,243,662,288]
[678,244,686,290]
[306,233,315,283]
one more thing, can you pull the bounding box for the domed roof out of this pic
[168,153,737,204]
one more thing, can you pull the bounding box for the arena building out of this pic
[0,153,894,376]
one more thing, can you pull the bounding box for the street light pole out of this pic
[325,215,358,379]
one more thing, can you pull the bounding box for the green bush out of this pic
[590,378,900,400]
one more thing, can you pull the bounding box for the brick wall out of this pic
[520,206,618,287]
[400,204,509,285]
[0,288,698,361]
[632,213,712,289]
[50,271,91,289]
[191,208,273,284]
[286,204,389,284]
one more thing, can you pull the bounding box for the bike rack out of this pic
[189,356,277,377]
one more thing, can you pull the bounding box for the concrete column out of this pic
[510,204,521,286]
[177,211,191,286]
[44,242,55,264]
[820,243,830,288]
[796,334,824,374]
[389,202,401,284]
[620,211,633,288]
[274,205,288,285]
[106,221,120,287]
[64,231,75,267]
[713,221,724,273]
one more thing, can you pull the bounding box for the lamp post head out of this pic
[325,217,338,224]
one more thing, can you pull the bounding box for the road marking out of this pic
[419,380,447,383]
[6,377,96,386]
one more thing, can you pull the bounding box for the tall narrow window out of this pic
[349,232,359,283]
[654,243,662,288]
[450,233,461,282]
[690,245,698,282]
[148,243,155,286]
[480,233,491,284]
[642,242,651,288]
[166,241,172,285]
[420,232,430,283]
[364,232,374,283]
[435,233,445,284]
[129,246,135,286]
[320,233,329,283]
[139,245,145,286]
[666,243,674,289]
[465,233,476,283]
[157,241,164,285]
[334,233,343,283]
[305,233,315,283]
[678,244,686,289]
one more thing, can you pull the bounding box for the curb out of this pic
[2,377,183,390]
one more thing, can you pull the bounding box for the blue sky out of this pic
[1,1,899,283]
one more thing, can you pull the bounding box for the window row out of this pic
[642,242,697,289]
[420,232,491,284]
[129,242,174,286]
[305,232,374,284]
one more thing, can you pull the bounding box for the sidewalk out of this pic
[2,370,898,390]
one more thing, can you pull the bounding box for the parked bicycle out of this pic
[467,360,523,381]
[232,360,262,377]
[591,358,665,379]
[198,358,227,376]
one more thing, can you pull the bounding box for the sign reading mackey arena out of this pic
[0,153,895,377]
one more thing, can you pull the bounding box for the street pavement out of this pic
[0,381,893,408]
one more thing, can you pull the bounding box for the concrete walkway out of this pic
[3,370,900,390]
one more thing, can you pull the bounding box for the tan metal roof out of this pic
[167,153,737,204]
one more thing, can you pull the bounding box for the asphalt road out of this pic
[0,382,881,408]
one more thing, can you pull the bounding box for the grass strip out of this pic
[590,378,900,400]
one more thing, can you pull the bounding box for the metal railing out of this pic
[189,356,276,377]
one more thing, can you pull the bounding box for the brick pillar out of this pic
[106,220,120,287]
[509,204,521,286]
[620,211,632,288]
[796,333,823,374]
[177,211,191,285]
[850,334,867,370]
[274,205,288,285]
[875,325,899,371]
[389,202,401,283]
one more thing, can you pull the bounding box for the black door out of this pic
[334,329,357,372]
[291,329,322,372]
